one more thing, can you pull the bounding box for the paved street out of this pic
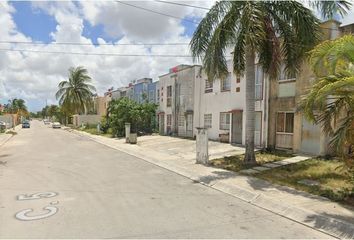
[0,120,332,238]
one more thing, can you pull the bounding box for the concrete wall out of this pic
[0,114,16,128]
[73,114,101,127]
[93,96,108,117]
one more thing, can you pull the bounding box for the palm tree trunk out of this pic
[244,49,256,165]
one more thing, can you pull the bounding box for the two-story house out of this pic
[157,64,202,137]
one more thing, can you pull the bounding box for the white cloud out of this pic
[0,0,213,111]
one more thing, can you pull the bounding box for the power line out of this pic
[115,1,199,24]
[0,48,195,58]
[115,0,344,33]
[154,0,210,10]
[0,41,190,46]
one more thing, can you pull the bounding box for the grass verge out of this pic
[79,127,114,138]
[210,149,293,172]
[5,130,17,135]
[255,158,354,206]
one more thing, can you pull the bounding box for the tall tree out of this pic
[56,66,96,115]
[190,0,350,165]
[4,98,28,115]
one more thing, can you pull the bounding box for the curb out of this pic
[67,129,354,239]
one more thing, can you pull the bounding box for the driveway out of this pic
[0,120,332,238]
[135,135,245,160]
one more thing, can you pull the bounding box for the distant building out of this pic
[107,78,158,104]
[157,64,201,137]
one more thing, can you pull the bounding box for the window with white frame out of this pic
[167,86,172,107]
[221,73,231,91]
[205,79,213,93]
[204,114,212,128]
[276,112,294,133]
[279,64,296,81]
[255,65,263,100]
[219,112,230,130]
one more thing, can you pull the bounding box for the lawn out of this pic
[78,126,114,138]
[210,149,293,172]
[255,158,354,205]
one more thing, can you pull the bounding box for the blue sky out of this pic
[1,1,201,112]
[11,1,197,45]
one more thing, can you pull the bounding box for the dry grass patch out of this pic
[210,149,293,172]
[256,158,354,205]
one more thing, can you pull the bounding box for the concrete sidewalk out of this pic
[0,125,22,147]
[68,129,354,239]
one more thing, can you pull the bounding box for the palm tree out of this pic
[56,66,96,115]
[190,1,350,165]
[5,98,28,115]
[301,35,354,157]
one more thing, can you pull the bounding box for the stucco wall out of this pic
[0,115,15,128]
[73,114,101,127]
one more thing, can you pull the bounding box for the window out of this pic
[236,87,240,92]
[178,114,185,127]
[221,73,231,91]
[255,65,263,100]
[279,64,296,81]
[167,114,172,127]
[276,112,294,133]
[220,112,230,130]
[205,79,213,93]
[157,89,160,102]
[236,75,241,83]
[204,114,212,128]
[167,86,172,107]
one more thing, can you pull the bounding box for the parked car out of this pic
[43,119,50,125]
[52,122,61,129]
[22,120,30,128]
[0,121,6,131]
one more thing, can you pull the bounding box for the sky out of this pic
[0,0,353,112]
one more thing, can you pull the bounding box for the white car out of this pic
[52,122,61,129]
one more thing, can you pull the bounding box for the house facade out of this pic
[157,64,201,138]
[195,59,268,147]
[267,20,352,155]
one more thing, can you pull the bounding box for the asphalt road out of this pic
[0,120,332,238]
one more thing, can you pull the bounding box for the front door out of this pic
[159,114,165,135]
[231,112,242,144]
[186,114,193,137]
[300,117,321,154]
[254,112,262,147]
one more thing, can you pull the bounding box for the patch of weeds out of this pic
[6,131,17,135]
[256,158,354,205]
[210,149,293,172]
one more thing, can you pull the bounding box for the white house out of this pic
[194,59,268,148]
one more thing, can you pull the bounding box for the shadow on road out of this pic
[305,212,354,239]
